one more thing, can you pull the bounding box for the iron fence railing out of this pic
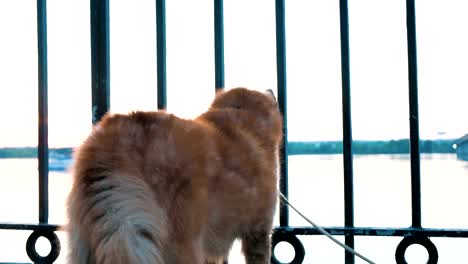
[1,0,467,263]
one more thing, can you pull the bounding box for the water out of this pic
[0,154,467,263]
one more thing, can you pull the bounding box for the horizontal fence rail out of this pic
[1,1,467,263]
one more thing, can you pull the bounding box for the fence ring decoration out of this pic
[26,230,61,263]
[395,235,438,264]
[271,231,305,264]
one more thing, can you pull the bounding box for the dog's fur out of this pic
[66,87,283,264]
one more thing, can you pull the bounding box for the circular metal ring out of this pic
[395,236,438,264]
[26,230,61,263]
[271,231,305,264]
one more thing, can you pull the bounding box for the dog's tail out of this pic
[66,172,167,264]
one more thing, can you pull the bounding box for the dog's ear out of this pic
[215,88,225,96]
[265,89,277,102]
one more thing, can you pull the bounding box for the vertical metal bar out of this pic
[275,0,289,227]
[406,0,421,228]
[156,0,167,109]
[339,0,355,262]
[37,0,49,224]
[90,0,110,124]
[214,0,225,91]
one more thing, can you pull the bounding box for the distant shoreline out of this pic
[0,139,456,158]
[288,139,456,155]
[0,147,73,159]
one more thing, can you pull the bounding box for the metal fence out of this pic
[1,0,467,263]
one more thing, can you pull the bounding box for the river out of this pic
[0,154,467,263]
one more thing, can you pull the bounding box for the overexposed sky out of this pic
[0,0,467,147]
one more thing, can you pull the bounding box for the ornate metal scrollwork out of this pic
[395,235,438,264]
[271,231,305,264]
[26,230,61,264]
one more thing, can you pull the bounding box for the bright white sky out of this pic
[0,0,467,147]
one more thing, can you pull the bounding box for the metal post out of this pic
[275,0,289,227]
[90,0,110,124]
[214,0,225,91]
[37,0,49,224]
[406,0,422,228]
[339,0,355,262]
[156,0,167,109]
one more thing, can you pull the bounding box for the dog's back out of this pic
[66,88,283,264]
[67,112,173,264]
